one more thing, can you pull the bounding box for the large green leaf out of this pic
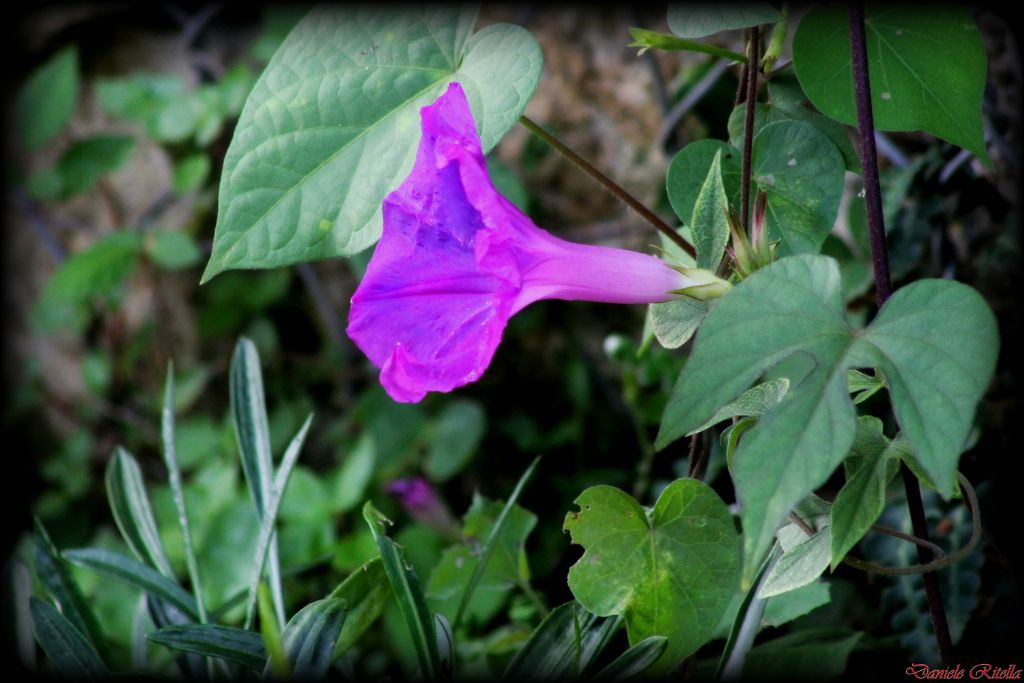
[752,121,845,255]
[667,3,781,39]
[563,479,740,672]
[30,598,108,680]
[204,6,542,280]
[656,255,997,579]
[792,5,991,166]
[829,417,905,568]
[14,46,78,149]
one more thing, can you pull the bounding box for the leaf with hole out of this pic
[204,6,542,280]
[564,479,740,673]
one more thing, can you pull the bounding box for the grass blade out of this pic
[63,548,199,621]
[578,614,625,676]
[242,413,314,629]
[592,636,669,681]
[231,337,286,627]
[162,363,209,622]
[148,624,268,671]
[272,597,347,679]
[32,519,107,658]
[454,456,541,630]
[328,558,391,660]
[363,501,441,680]
[30,597,109,680]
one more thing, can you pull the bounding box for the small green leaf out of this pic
[592,636,669,682]
[274,598,347,679]
[830,417,906,567]
[14,46,79,149]
[428,495,537,626]
[667,3,781,39]
[792,5,991,166]
[752,121,845,255]
[148,624,267,670]
[847,369,886,404]
[425,399,486,482]
[33,519,106,656]
[689,377,790,435]
[657,255,997,579]
[649,296,709,350]
[172,154,211,193]
[364,501,441,679]
[690,149,730,270]
[62,548,199,621]
[758,513,831,598]
[332,433,377,513]
[666,140,741,229]
[105,447,176,578]
[40,231,141,307]
[146,229,203,270]
[761,580,832,628]
[204,6,542,280]
[627,29,747,63]
[329,558,391,659]
[564,479,740,672]
[30,598,108,679]
[55,135,136,197]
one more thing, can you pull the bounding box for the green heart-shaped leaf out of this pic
[204,6,542,281]
[792,5,991,166]
[656,255,997,579]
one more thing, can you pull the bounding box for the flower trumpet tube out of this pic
[347,82,725,403]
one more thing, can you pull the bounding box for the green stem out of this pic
[518,115,696,259]
[628,28,749,64]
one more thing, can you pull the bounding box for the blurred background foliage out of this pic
[2,4,1021,678]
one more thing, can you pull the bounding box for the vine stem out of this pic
[740,27,759,232]
[848,4,953,662]
[518,115,696,259]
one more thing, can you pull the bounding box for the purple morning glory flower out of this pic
[347,82,708,403]
[385,477,460,539]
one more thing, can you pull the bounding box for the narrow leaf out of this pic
[32,519,106,656]
[161,364,209,621]
[592,636,669,681]
[270,598,347,680]
[363,502,441,680]
[105,447,175,578]
[243,413,314,629]
[148,624,267,671]
[501,601,600,680]
[690,148,730,270]
[30,598,108,680]
[329,558,391,659]
[62,548,199,621]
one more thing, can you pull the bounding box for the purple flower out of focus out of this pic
[347,82,699,403]
[385,477,460,539]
